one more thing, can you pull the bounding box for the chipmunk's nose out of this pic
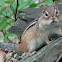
[52,17,55,22]
[51,16,56,23]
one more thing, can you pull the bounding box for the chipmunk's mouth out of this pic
[51,21,57,24]
[48,17,58,25]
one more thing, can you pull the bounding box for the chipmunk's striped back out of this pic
[23,18,39,35]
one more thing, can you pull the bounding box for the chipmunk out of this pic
[17,2,62,57]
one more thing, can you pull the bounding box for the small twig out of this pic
[15,0,19,21]
[1,30,12,43]
[56,54,62,62]
[5,10,7,16]
[0,6,15,21]
[1,13,14,26]
[10,5,15,15]
[6,22,12,26]
[1,6,7,16]
[53,0,56,2]
[10,0,19,21]
[2,13,15,20]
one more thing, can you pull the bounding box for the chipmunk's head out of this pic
[41,1,60,25]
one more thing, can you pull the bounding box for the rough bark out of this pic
[19,37,62,62]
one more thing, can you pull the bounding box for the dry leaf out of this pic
[6,52,12,60]
[0,50,6,62]
[10,58,18,62]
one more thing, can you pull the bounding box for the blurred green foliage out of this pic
[0,0,61,43]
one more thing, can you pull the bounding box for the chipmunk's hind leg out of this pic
[23,38,37,58]
[23,51,36,59]
[26,38,37,56]
[27,51,36,56]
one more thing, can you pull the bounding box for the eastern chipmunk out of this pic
[17,2,62,57]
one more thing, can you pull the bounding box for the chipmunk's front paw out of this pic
[44,39,50,44]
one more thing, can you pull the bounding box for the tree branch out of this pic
[56,54,62,62]
[0,30,17,51]
[0,42,17,51]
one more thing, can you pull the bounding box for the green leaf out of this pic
[5,0,15,4]
[0,18,8,30]
[56,0,62,2]
[6,30,13,36]
[0,17,15,30]
[7,32,13,36]
[29,4,37,8]
[5,25,11,31]
[11,2,17,10]
[0,23,8,30]
[5,1,14,4]
[19,0,24,3]
[0,7,4,14]
[29,0,35,5]
[18,0,34,10]
[0,0,5,5]
[4,35,7,43]
[2,7,12,16]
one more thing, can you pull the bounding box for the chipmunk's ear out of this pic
[53,1,58,9]
[41,5,47,13]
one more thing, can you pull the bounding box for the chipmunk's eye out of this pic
[45,13,48,16]
[45,11,48,16]
[56,11,58,14]
[55,9,59,16]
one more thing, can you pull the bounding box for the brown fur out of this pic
[17,41,29,53]
[17,2,62,56]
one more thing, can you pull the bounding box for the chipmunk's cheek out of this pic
[48,17,59,24]
[55,17,59,22]
[47,19,53,24]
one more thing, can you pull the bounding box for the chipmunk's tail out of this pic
[16,43,23,51]
[16,41,29,53]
